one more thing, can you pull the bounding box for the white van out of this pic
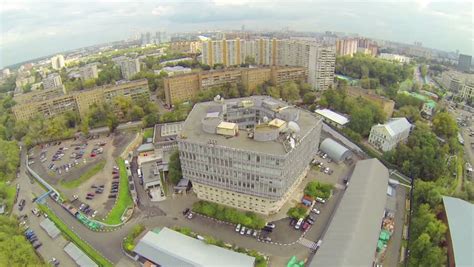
[137,168,142,178]
[295,218,304,230]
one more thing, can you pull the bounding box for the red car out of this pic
[301,221,310,231]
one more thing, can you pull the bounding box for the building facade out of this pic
[378,53,411,64]
[164,67,307,106]
[201,38,335,90]
[170,41,202,53]
[116,57,140,80]
[368,118,412,152]
[178,96,322,215]
[79,64,99,80]
[51,54,65,70]
[336,39,358,57]
[42,73,63,90]
[12,79,150,121]
[457,54,472,72]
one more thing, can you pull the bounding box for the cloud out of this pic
[151,5,172,16]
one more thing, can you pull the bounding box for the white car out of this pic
[265,222,276,229]
[240,226,246,235]
[316,197,326,204]
[32,208,40,217]
[235,224,241,232]
[312,208,321,214]
[187,213,193,219]
[294,218,304,230]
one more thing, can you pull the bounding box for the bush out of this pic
[192,200,265,229]
[304,181,332,199]
[123,224,145,252]
[287,205,308,219]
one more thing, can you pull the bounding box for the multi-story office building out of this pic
[79,64,99,80]
[42,73,63,90]
[458,54,472,72]
[178,96,323,214]
[201,38,335,90]
[115,57,140,80]
[51,54,65,70]
[12,79,150,121]
[336,38,358,56]
[441,70,474,99]
[164,67,307,106]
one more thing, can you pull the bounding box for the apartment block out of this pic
[164,67,307,106]
[51,54,65,70]
[79,64,99,80]
[115,57,140,80]
[201,38,335,90]
[12,79,150,121]
[170,41,202,54]
[178,96,323,214]
[42,73,63,90]
[441,71,474,99]
[336,39,358,56]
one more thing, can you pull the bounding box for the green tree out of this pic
[287,206,307,219]
[168,150,182,185]
[394,105,421,123]
[302,92,317,104]
[432,112,458,138]
[0,140,20,182]
[420,64,428,78]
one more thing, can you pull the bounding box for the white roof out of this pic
[64,242,98,267]
[134,228,255,267]
[384,117,411,137]
[39,218,60,239]
[315,109,349,125]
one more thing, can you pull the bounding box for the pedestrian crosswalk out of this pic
[298,238,318,250]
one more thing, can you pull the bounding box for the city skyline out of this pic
[1,0,473,68]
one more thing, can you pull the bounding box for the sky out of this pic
[0,0,473,68]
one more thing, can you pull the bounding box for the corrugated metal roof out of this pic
[64,242,98,267]
[39,218,60,239]
[309,158,389,267]
[319,138,352,163]
[385,117,411,137]
[133,227,255,267]
[442,196,474,267]
[315,109,349,125]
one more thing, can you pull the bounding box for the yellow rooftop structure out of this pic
[216,122,238,136]
[268,118,286,129]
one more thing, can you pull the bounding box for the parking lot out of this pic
[29,132,135,220]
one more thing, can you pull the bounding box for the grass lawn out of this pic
[0,181,17,213]
[60,160,106,189]
[38,204,113,267]
[143,128,154,142]
[103,158,133,224]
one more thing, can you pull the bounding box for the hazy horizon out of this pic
[1,0,473,68]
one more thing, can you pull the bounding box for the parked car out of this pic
[235,224,241,232]
[312,208,320,214]
[246,229,252,235]
[263,237,272,242]
[108,194,117,199]
[32,241,42,249]
[187,212,193,219]
[32,208,40,217]
[294,218,304,230]
[316,197,326,204]
[240,226,246,235]
[265,222,276,229]
[290,218,297,226]
[252,230,258,238]
[86,196,93,200]
[301,221,310,231]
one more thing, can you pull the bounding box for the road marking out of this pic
[298,237,319,250]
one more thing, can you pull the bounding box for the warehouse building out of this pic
[133,227,255,267]
[309,158,389,267]
[178,96,322,215]
[319,138,352,163]
[442,196,473,267]
[315,109,349,128]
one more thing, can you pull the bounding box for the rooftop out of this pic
[315,109,349,125]
[442,196,474,267]
[179,96,321,155]
[154,122,183,144]
[141,161,162,185]
[133,227,255,267]
[309,158,389,267]
[384,117,412,137]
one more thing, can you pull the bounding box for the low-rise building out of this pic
[378,53,411,64]
[347,86,395,117]
[368,117,412,152]
[315,109,349,128]
[164,66,307,106]
[421,100,437,118]
[319,138,352,163]
[133,227,255,267]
